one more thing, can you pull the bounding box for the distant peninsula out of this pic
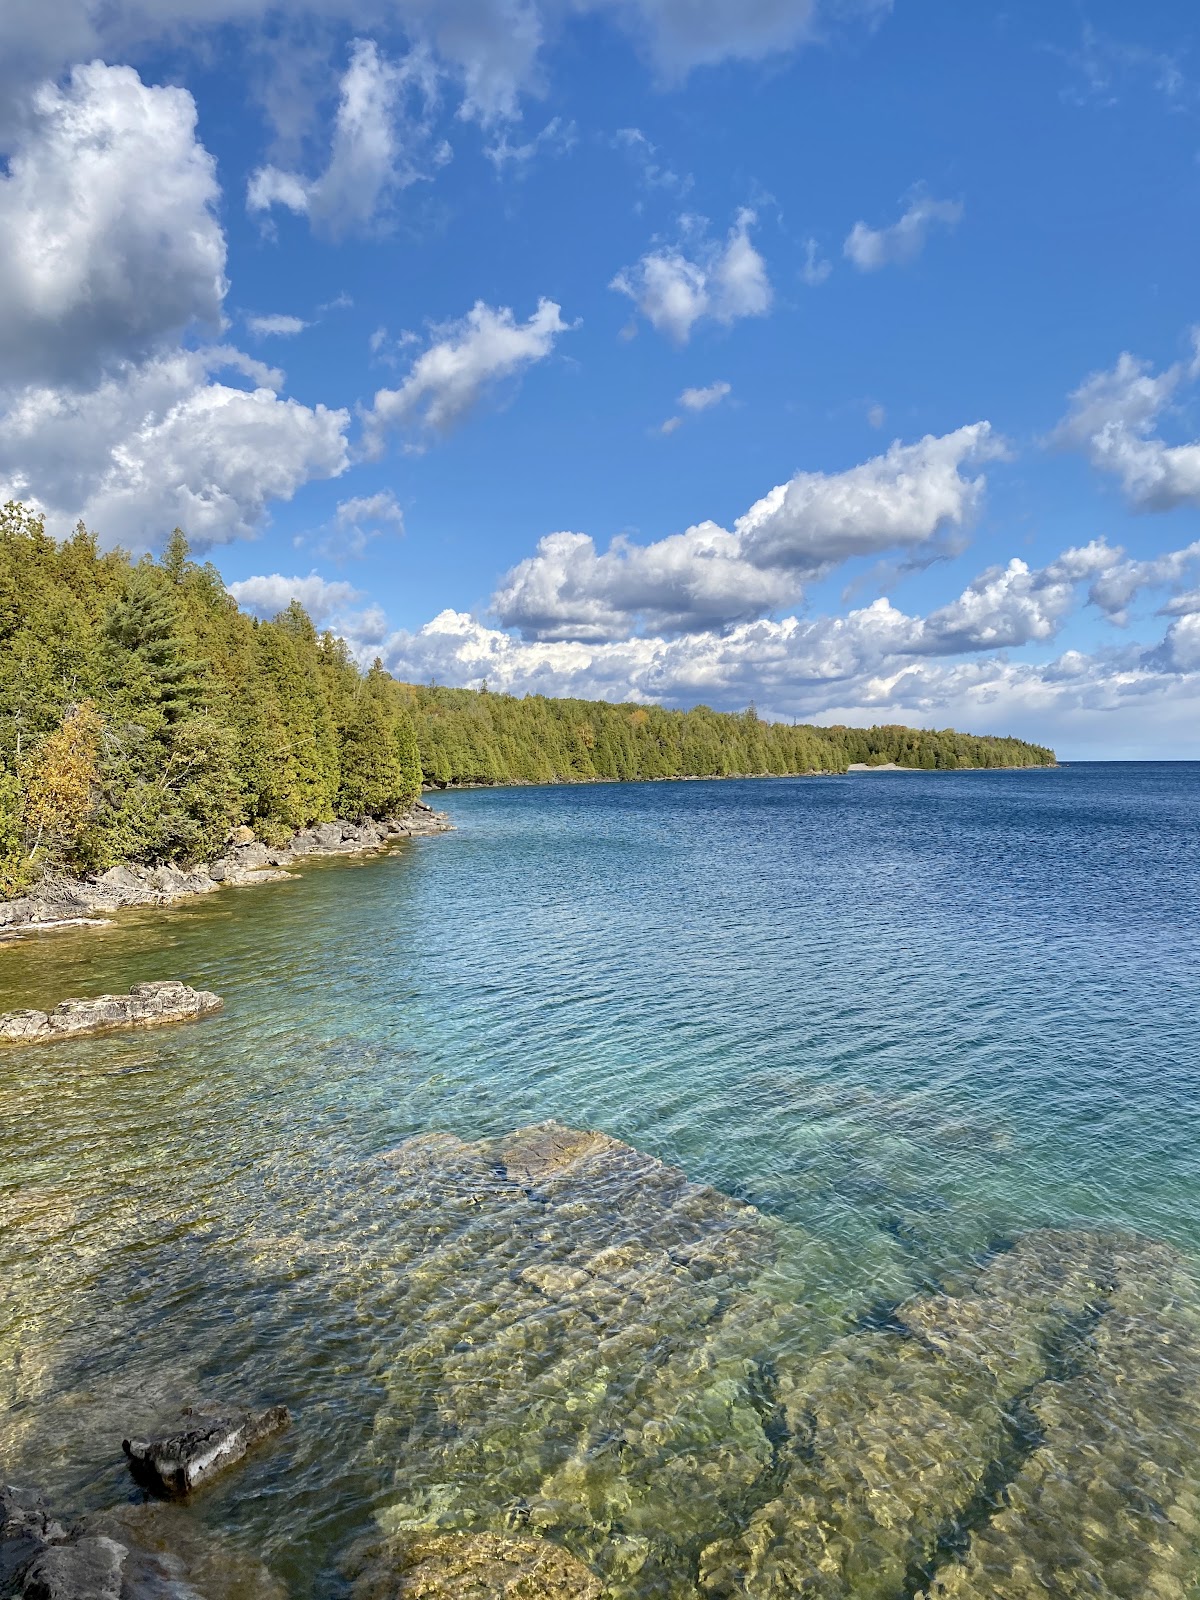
[0,502,1055,903]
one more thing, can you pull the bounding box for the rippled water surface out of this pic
[2,764,1198,1596]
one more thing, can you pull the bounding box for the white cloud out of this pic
[248,38,448,236]
[337,490,406,532]
[680,380,731,411]
[1051,338,1200,511]
[485,115,576,169]
[492,424,1002,640]
[611,209,772,344]
[844,193,963,271]
[612,125,692,196]
[867,403,886,429]
[0,62,225,386]
[348,548,1200,758]
[247,313,310,337]
[0,1,883,128]
[607,0,885,76]
[365,297,572,444]
[227,572,365,621]
[0,349,351,551]
[493,524,794,639]
[734,424,1001,572]
[800,237,832,286]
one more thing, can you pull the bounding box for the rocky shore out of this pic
[0,982,222,1044]
[0,803,452,940]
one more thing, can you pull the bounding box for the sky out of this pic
[2,2,1199,757]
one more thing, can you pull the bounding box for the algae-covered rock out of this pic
[369,1122,788,1598]
[923,1234,1200,1600]
[366,1128,1200,1600]
[352,1531,601,1599]
[699,1229,1200,1600]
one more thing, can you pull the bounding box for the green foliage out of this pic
[403,689,1056,788]
[0,503,426,884]
[0,498,1054,889]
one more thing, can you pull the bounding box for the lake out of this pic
[1,764,1197,1596]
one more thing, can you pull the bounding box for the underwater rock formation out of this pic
[698,1229,1200,1600]
[123,1403,290,1495]
[0,982,221,1044]
[361,1123,1200,1600]
[351,1531,602,1599]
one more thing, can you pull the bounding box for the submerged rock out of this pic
[122,1404,290,1495]
[0,1486,68,1590]
[699,1229,1200,1600]
[0,983,221,1044]
[83,1503,288,1599]
[352,1531,602,1599]
[368,1121,793,1597]
[20,1538,126,1600]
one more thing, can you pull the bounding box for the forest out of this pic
[0,504,1055,895]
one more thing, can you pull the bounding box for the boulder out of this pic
[0,983,222,1045]
[20,1539,126,1600]
[0,1486,68,1588]
[122,1404,290,1495]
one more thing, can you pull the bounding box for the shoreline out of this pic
[0,802,452,942]
[428,762,1059,792]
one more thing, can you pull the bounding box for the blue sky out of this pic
[2,1,1199,756]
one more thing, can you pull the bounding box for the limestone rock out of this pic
[20,1537,126,1600]
[122,1403,290,1495]
[0,982,221,1045]
[352,1532,602,1600]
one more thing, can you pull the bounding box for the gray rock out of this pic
[122,1404,290,1495]
[21,1538,126,1600]
[0,982,222,1045]
[0,803,451,936]
[0,1485,68,1588]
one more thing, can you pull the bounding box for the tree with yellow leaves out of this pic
[22,701,103,865]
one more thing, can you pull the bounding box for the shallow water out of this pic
[1,764,1198,1595]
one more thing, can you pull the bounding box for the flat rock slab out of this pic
[123,1404,290,1495]
[0,982,222,1044]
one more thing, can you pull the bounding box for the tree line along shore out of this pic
[0,502,1056,898]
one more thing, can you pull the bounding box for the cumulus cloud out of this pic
[227,572,365,621]
[612,209,771,344]
[493,524,793,640]
[734,424,1000,572]
[844,193,963,271]
[0,349,351,551]
[0,62,226,386]
[493,424,1002,640]
[1050,338,1200,511]
[335,539,1200,757]
[247,313,310,337]
[247,39,449,236]
[365,297,571,445]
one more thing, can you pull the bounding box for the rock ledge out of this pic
[0,981,222,1045]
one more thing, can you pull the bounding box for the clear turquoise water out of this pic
[1,764,1197,1594]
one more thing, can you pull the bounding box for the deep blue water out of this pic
[1,762,1197,1594]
